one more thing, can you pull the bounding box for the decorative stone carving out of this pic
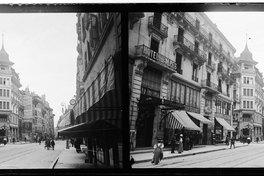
[134,59,147,75]
[163,72,171,85]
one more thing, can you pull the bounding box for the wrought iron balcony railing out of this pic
[201,79,220,94]
[135,45,177,71]
[148,16,168,38]
[173,35,207,62]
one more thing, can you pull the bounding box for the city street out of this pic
[0,140,65,169]
[133,142,264,168]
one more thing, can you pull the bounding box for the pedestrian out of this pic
[247,136,251,144]
[51,139,55,150]
[185,135,190,150]
[189,134,193,149]
[256,137,259,143]
[170,135,176,153]
[38,138,41,145]
[74,139,81,153]
[3,137,7,145]
[178,134,183,154]
[151,141,164,165]
[129,156,135,168]
[230,136,235,149]
[225,135,230,146]
[12,138,15,144]
[70,138,74,147]
[24,137,26,143]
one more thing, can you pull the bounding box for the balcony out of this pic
[148,16,168,39]
[233,95,239,102]
[201,79,221,94]
[173,35,207,66]
[192,75,198,82]
[206,62,216,72]
[242,69,255,74]
[135,45,177,72]
[217,63,235,84]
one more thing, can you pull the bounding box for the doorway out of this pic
[135,105,155,148]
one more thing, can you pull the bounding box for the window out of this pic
[176,53,182,74]
[195,19,200,30]
[243,101,246,108]
[208,52,212,65]
[6,90,9,97]
[218,79,222,92]
[178,27,184,43]
[150,37,159,53]
[195,41,199,54]
[209,32,212,42]
[192,63,198,82]
[226,85,230,96]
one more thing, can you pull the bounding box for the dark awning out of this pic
[77,89,122,130]
[58,120,120,138]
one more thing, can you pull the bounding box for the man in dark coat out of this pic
[171,135,176,153]
[230,136,235,149]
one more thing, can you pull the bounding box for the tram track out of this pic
[154,145,264,168]
[0,145,42,166]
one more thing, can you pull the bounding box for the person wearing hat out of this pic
[178,134,183,154]
[151,140,164,165]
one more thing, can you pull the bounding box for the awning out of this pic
[215,117,235,131]
[253,123,262,127]
[168,111,201,131]
[58,120,120,138]
[186,112,212,124]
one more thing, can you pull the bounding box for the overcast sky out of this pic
[205,12,264,74]
[0,13,78,127]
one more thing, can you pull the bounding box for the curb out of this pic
[134,144,248,164]
[50,148,66,169]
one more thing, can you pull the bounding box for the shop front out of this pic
[214,117,235,143]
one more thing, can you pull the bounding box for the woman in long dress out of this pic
[151,142,164,165]
[178,134,183,154]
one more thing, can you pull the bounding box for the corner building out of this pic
[233,43,264,141]
[129,12,237,150]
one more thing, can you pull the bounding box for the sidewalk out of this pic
[52,147,105,169]
[131,141,263,164]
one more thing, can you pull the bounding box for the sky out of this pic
[206,12,264,75]
[0,13,78,127]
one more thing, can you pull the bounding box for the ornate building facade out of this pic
[129,12,238,150]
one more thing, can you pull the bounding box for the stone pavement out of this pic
[130,141,264,165]
[52,146,105,169]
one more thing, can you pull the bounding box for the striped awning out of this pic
[215,117,235,131]
[186,112,212,124]
[84,89,122,129]
[166,112,183,129]
[166,111,201,131]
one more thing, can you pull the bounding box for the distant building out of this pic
[21,88,54,141]
[233,43,264,141]
[0,39,24,143]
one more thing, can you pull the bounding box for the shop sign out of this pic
[141,45,177,71]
